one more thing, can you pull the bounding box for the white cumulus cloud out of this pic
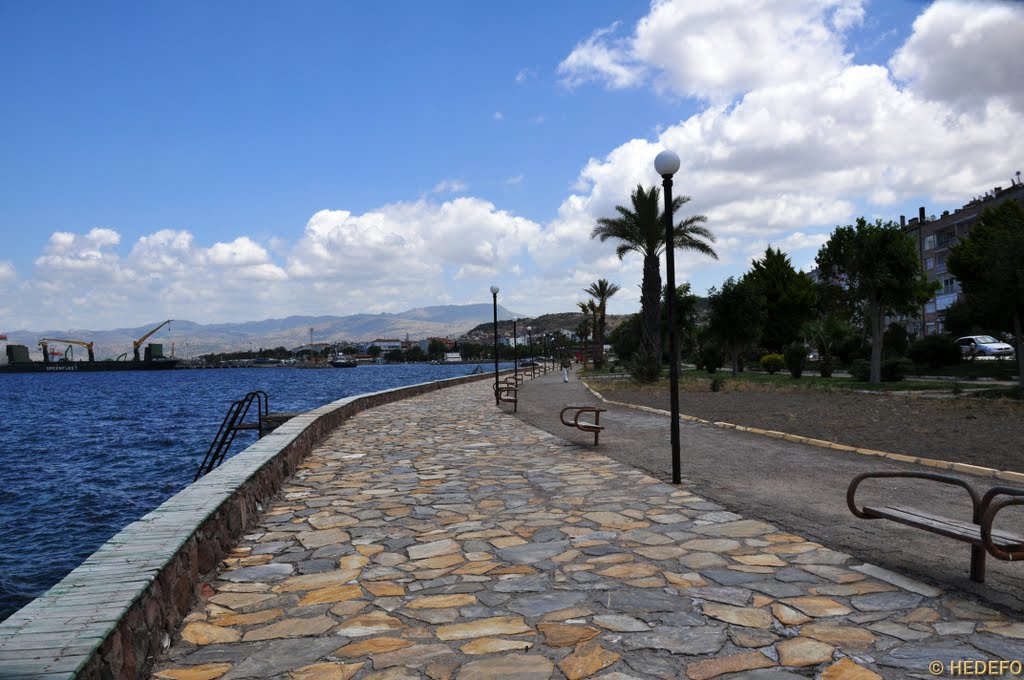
[560,0,863,101]
[890,0,1024,113]
[0,261,16,284]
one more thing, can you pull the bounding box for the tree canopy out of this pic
[707,276,765,376]
[743,247,817,352]
[816,218,936,383]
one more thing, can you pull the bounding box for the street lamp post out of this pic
[512,319,519,386]
[490,285,500,405]
[655,149,683,485]
[527,326,534,378]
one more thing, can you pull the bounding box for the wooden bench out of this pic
[560,406,606,445]
[847,471,1024,583]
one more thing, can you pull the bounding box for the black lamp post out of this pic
[527,326,534,377]
[655,149,682,485]
[512,319,518,385]
[490,285,500,405]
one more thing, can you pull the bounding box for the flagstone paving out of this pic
[152,378,1024,679]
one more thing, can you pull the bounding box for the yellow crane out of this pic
[133,320,172,361]
[39,337,95,362]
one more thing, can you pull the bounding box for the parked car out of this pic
[955,335,1015,357]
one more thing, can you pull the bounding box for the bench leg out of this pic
[593,411,600,446]
[970,545,986,583]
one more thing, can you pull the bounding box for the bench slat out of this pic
[891,506,1024,548]
[865,505,1024,550]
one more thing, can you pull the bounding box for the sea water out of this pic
[0,363,504,621]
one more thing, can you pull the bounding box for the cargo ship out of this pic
[0,321,179,373]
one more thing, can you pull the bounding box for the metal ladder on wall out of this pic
[194,391,269,481]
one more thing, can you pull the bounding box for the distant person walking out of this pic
[561,354,571,383]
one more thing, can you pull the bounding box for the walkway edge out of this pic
[582,380,1024,485]
[0,370,504,680]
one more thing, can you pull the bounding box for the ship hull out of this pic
[0,360,179,373]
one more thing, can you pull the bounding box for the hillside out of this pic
[463,312,629,341]
[1,303,522,359]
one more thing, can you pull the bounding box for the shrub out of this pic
[628,350,660,383]
[784,344,806,379]
[699,344,723,374]
[881,357,913,382]
[883,323,910,358]
[710,375,726,392]
[759,354,785,374]
[908,335,962,369]
[850,358,871,382]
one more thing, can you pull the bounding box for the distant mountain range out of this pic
[1,304,522,359]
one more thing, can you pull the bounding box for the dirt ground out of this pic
[590,376,1024,473]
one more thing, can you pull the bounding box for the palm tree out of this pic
[575,316,592,366]
[586,300,599,368]
[591,184,716,362]
[576,300,597,367]
[585,279,621,369]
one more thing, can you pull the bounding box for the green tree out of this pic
[660,283,700,362]
[384,349,404,363]
[947,200,1024,386]
[707,277,765,376]
[575,316,592,365]
[816,218,937,383]
[576,301,597,367]
[427,338,447,360]
[405,345,426,362]
[585,279,621,369]
[367,345,382,359]
[591,184,716,363]
[609,313,642,361]
[743,247,817,352]
[939,298,984,338]
[459,342,483,361]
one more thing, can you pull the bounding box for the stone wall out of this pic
[0,370,505,679]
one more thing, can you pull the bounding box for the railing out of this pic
[194,391,269,481]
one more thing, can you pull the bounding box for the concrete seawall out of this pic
[0,371,502,679]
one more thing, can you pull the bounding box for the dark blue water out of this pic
[0,363,505,621]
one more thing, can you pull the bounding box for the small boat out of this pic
[329,354,358,368]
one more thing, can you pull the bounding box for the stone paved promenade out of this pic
[152,378,1024,680]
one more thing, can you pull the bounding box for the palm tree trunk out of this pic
[641,253,662,361]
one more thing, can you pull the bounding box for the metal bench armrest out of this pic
[847,471,982,521]
[981,488,1024,561]
[560,406,605,427]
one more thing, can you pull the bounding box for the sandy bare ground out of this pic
[590,375,1024,473]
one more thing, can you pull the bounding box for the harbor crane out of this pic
[133,320,172,361]
[39,338,95,362]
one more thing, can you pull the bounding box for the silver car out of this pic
[955,335,1015,357]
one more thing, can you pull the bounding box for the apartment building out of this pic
[901,175,1024,336]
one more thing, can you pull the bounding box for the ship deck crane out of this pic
[133,320,172,361]
[39,338,95,362]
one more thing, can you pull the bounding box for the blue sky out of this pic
[1,1,1022,332]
